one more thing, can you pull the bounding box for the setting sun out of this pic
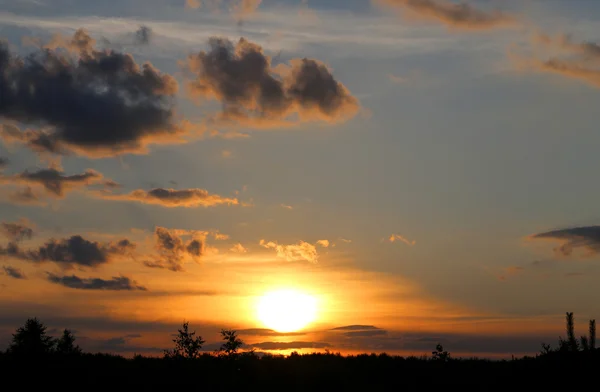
[256,289,318,332]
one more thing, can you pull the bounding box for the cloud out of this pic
[46,273,147,291]
[529,226,600,257]
[95,187,239,208]
[0,157,8,169]
[330,325,382,331]
[497,266,524,281]
[513,33,600,89]
[230,243,247,253]
[5,186,45,206]
[134,25,152,45]
[185,37,359,128]
[237,328,306,337]
[2,265,26,279]
[0,29,190,158]
[9,235,136,269]
[0,167,104,197]
[184,0,262,17]
[388,234,416,246]
[143,227,205,271]
[0,219,34,242]
[316,239,330,248]
[375,0,514,30]
[259,239,319,263]
[250,341,331,350]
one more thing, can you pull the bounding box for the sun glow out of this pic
[256,289,318,332]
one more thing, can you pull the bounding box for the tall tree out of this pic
[56,329,82,355]
[8,318,55,357]
[219,329,244,357]
[164,321,205,359]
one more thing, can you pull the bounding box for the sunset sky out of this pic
[1,0,599,359]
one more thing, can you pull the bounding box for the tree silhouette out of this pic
[431,343,450,362]
[164,321,205,359]
[590,319,596,350]
[8,317,55,357]
[218,329,244,357]
[56,329,82,355]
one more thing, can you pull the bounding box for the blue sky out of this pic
[0,0,599,358]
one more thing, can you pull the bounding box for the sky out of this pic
[0,0,599,359]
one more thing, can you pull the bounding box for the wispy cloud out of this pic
[94,188,239,208]
[375,0,515,30]
[387,234,416,246]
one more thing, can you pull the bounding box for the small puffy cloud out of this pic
[0,168,104,197]
[2,265,26,279]
[185,37,359,128]
[259,239,319,263]
[388,234,416,246]
[9,235,135,269]
[213,232,230,240]
[1,219,34,242]
[143,227,204,271]
[0,29,190,159]
[230,243,247,253]
[280,204,293,210]
[134,25,152,45]
[375,0,514,30]
[529,226,600,257]
[316,239,330,248]
[46,273,147,291]
[95,187,239,208]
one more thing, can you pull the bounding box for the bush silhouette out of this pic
[7,317,55,357]
[164,321,205,359]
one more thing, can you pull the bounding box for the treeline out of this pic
[0,313,598,390]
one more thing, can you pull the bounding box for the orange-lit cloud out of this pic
[316,240,330,248]
[512,33,600,89]
[0,167,105,198]
[375,0,514,30]
[185,37,360,129]
[388,234,416,246]
[94,188,239,208]
[230,243,248,253]
[142,227,205,272]
[259,239,320,263]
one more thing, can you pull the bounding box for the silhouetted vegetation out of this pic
[0,313,598,389]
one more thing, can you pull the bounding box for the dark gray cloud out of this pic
[0,220,34,242]
[143,227,204,271]
[0,168,103,197]
[186,37,359,128]
[96,187,239,207]
[46,273,147,291]
[250,341,331,350]
[0,157,8,169]
[0,29,186,158]
[134,25,152,45]
[238,328,306,337]
[530,226,600,257]
[2,265,26,279]
[14,235,135,268]
[330,325,381,331]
